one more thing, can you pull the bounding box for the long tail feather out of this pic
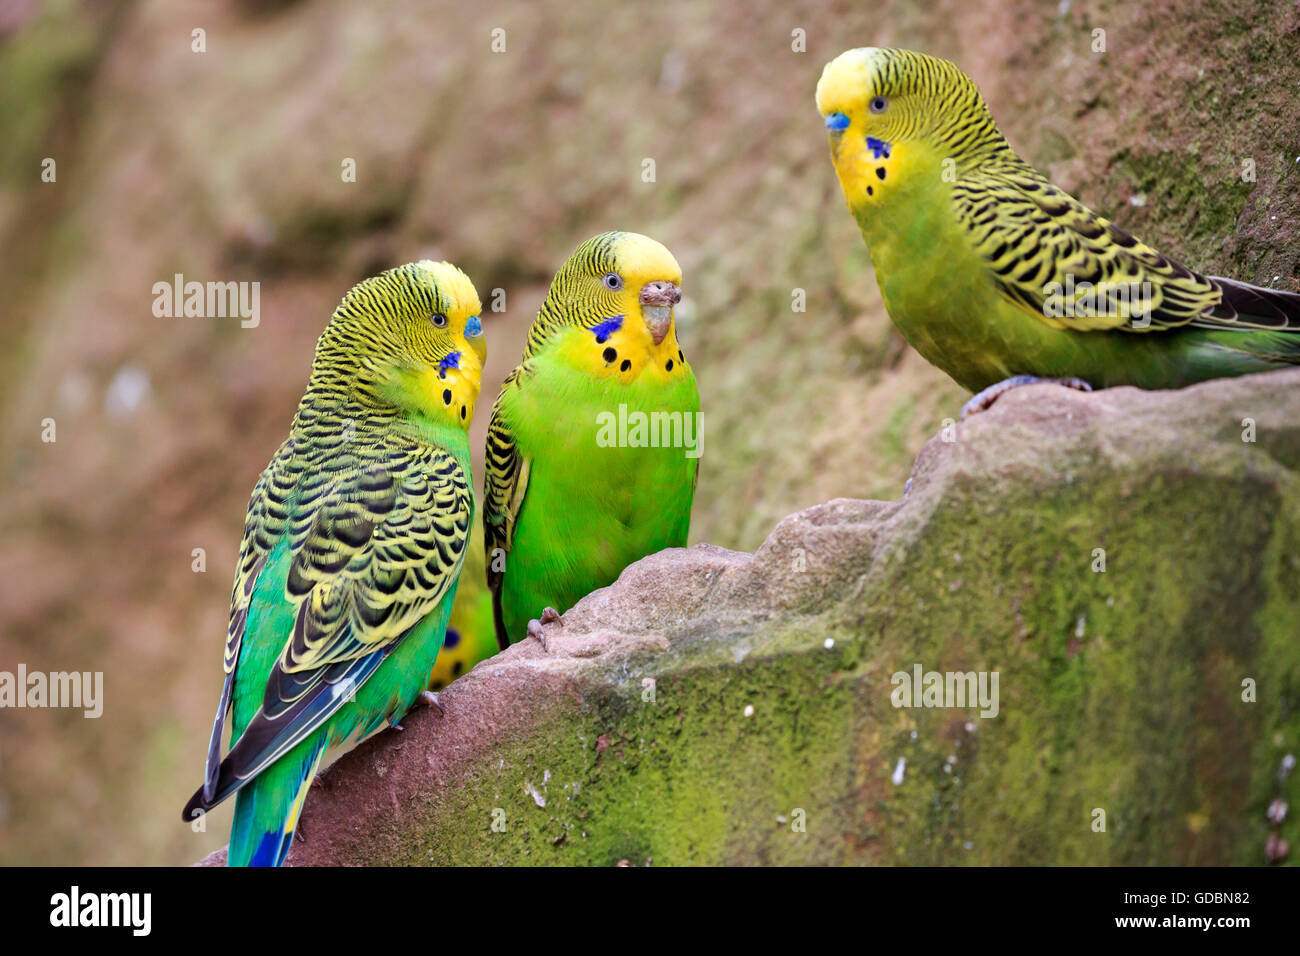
[227,738,326,868]
[182,649,385,823]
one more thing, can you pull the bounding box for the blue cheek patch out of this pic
[866,136,892,159]
[438,351,462,373]
[825,112,850,132]
[589,314,624,344]
[465,315,482,337]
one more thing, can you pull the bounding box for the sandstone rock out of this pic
[198,370,1300,865]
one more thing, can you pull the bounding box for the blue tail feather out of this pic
[228,737,326,867]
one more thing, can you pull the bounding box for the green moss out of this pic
[322,437,1298,866]
[1110,149,1249,272]
[849,457,1298,865]
[369,639,858,865]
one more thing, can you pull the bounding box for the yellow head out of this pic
[317,259,486,428]
[530,231,689,383]
[816,48,1002,213]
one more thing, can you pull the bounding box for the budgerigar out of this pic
[484,232,700,648]
[182,260,486,866]
[816,48,1300,416]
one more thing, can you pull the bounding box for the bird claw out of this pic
[527,607,561,653]
[391,690,443,731]
[526,620,547,652]
[960,375,1092,419]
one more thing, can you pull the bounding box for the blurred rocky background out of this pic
[0,0,1296,864]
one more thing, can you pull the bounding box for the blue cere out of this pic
[439,351,462,372]
[866,136,892,159]
[465,315,482,337]
[589,314,625,344]
[825,112,850,131]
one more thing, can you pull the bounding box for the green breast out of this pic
[496,347,700,643]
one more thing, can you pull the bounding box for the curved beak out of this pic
[824,111,850,132]
[464,315,486,365]
[639,281,681,345]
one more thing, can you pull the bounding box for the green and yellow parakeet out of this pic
[816,48,1300,415]
[484,232,700,647]
[182,260,486,866]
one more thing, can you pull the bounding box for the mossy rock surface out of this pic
[197,371,1300,866]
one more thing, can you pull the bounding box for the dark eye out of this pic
[430,313,448,328]
[602,273,623,291]
[869,96,888,114]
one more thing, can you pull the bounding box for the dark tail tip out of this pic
[1210,275,1300,328]
[182,786,210,824]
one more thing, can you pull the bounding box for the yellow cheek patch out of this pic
[556,316,689,384]
[830,131,901,209]
[412,350,482,427]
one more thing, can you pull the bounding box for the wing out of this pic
[483,368,532,651]
[186,435,472,817]
[953,168,1225,332]
[198,438,297,804]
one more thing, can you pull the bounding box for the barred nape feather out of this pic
[316,261,472,381]
[520,233,629,358]
[824,48,1012,169]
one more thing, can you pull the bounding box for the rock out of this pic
[197,370,1300,865]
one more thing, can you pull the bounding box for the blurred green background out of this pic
[0,0,1295,865]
